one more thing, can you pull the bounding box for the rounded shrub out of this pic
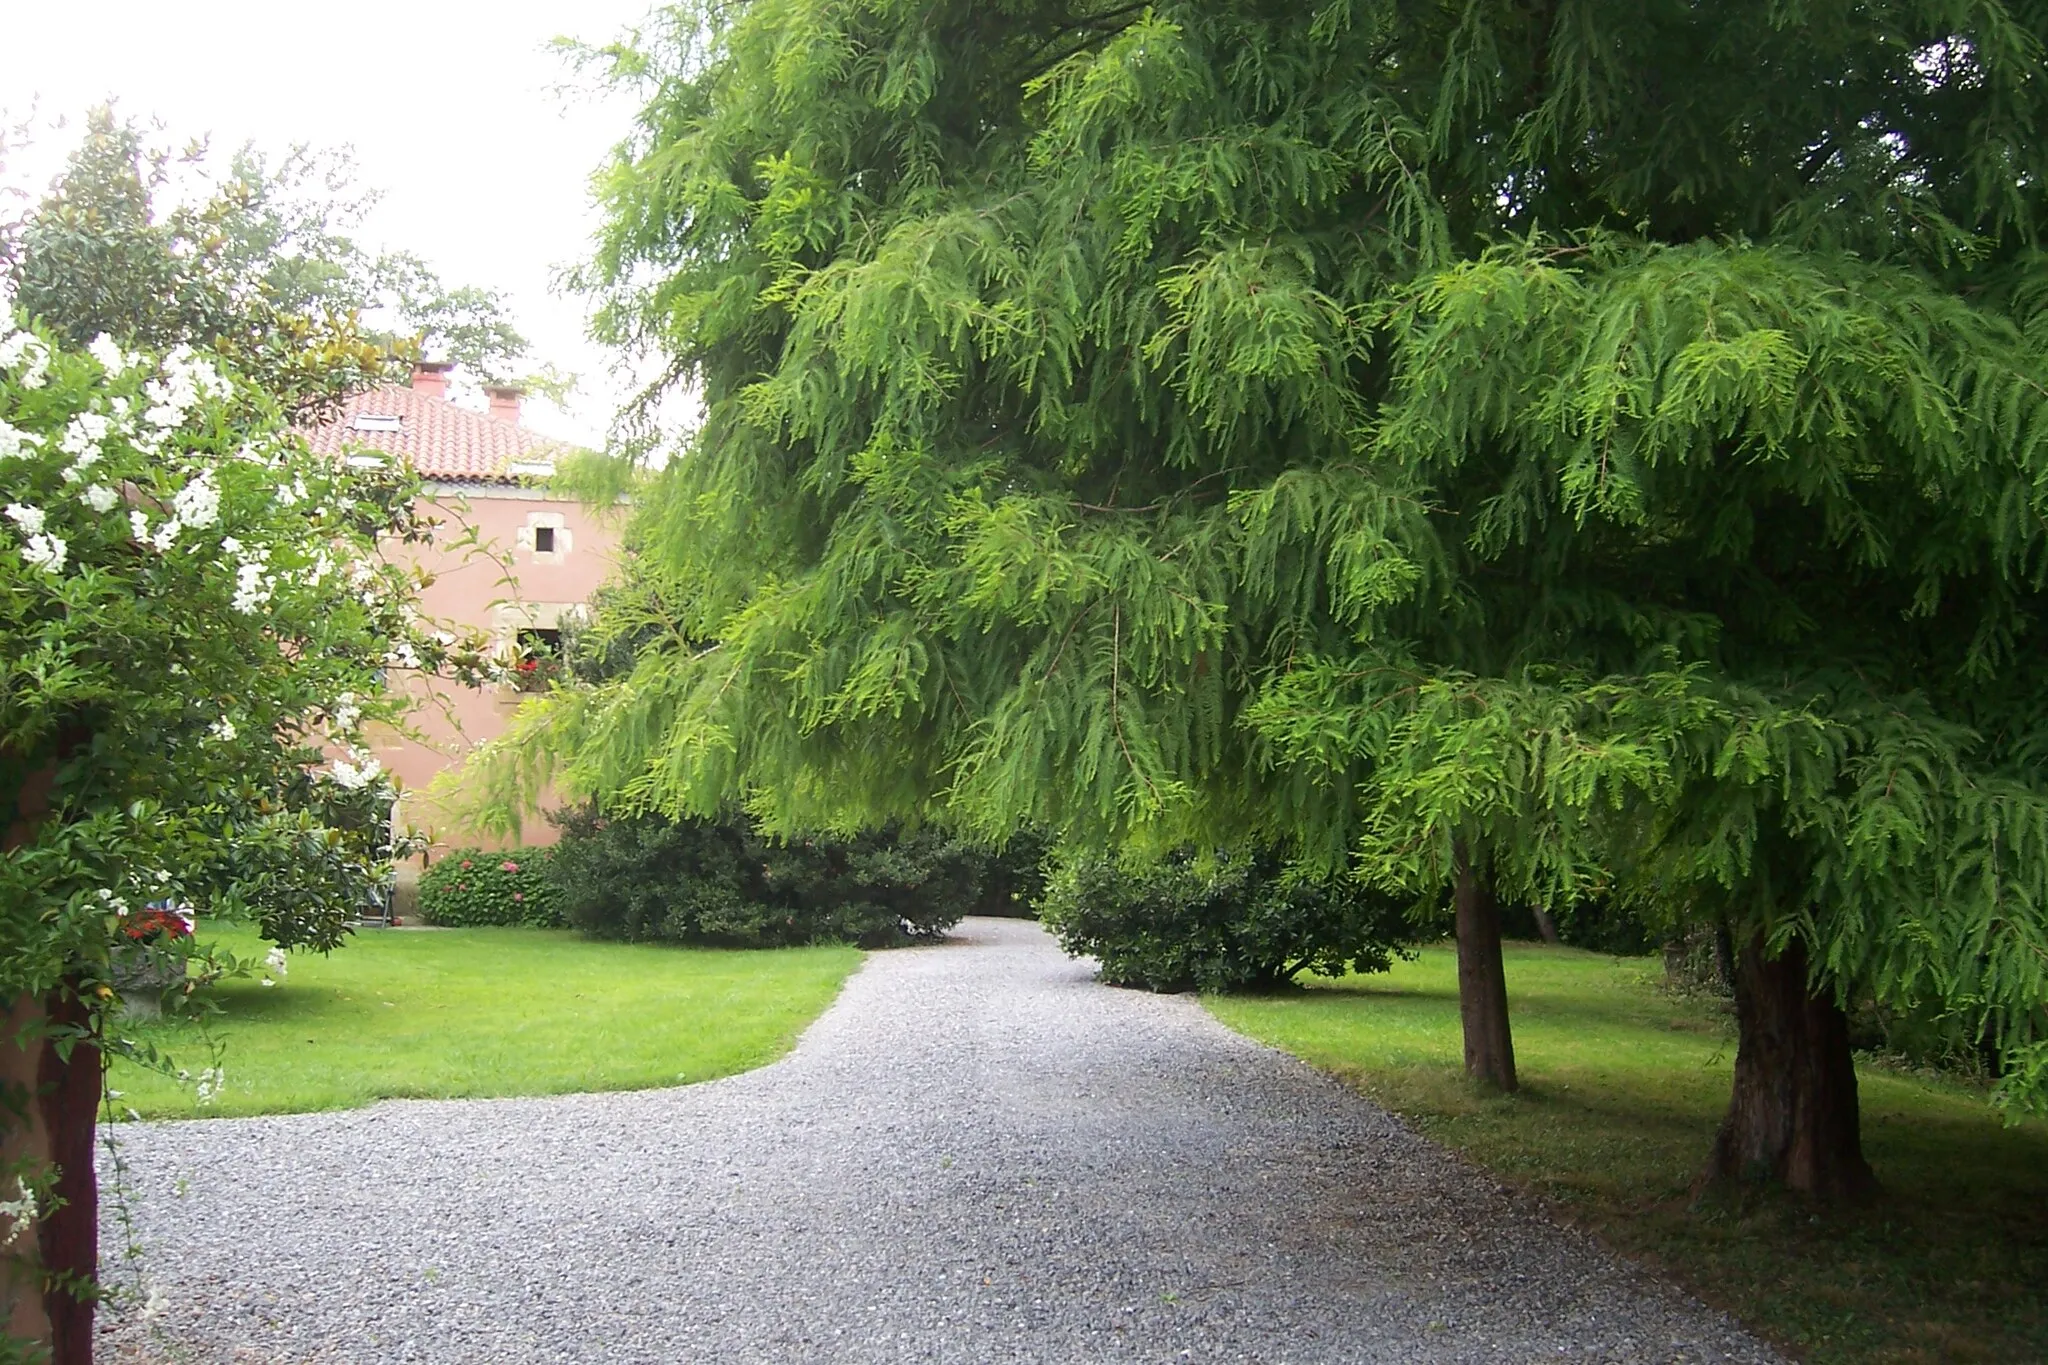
[544,807,980,947]
[417,848,563,927]
[1038,847,1415,993]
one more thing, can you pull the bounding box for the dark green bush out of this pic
[544,808,989,947]
[966,829,1050,917]
[1038,847,1415,993]
[1502,898,1661,955]
[418,848,563,927]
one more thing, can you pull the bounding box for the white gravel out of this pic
[97,917,1781,1364]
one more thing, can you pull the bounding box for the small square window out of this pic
[533,526,557,554]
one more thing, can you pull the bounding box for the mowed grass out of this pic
[107,926,862,1120]
[1208,943,2048,1365]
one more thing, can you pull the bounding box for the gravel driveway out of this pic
[97,917,1779,1364]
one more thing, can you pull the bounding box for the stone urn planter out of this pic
[111,907,194,1016]
[110,944,187,1017]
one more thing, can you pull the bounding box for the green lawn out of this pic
[107,927,862,1120]
[1208,943,2048,1365]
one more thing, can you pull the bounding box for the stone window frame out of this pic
[515,511,573,565]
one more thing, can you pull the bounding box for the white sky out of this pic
[1,0,663,447]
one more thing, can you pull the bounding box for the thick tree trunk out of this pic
[5,747,98,1363]
[1452,855,1518,1092]
[2,993,53,1348]
[1702,933,1875,1201]
[38,986,98,1365]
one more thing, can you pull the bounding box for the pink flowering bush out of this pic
[416,847,561,927]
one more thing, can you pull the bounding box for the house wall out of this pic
[369,485,622,855]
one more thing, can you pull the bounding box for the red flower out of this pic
[512,892,524,902]
[120,908,192,943]
[460,860,473,870]
[500,860,519,873]
[517,659,539,673]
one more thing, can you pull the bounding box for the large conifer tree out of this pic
[525,0,2048,1193]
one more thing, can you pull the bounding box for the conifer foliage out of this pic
[531,0,2048,1194]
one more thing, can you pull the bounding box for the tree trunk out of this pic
[5,747,98,1364]
[38,986,98,1365]
[1452,855,1518,1092]
[1712,921,1737,994]
[1529,907,1561,945]
[1702,933,1875,1201]
[2,993,53,1348]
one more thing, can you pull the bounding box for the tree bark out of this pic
[2,993,53,1348]
[1529,907,1561,945]
[5,747,98,1363]
[37,986,97,1365]
[1702,933,1875,1201]
[1453,855,1518,1092]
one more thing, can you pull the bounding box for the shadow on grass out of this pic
[1212,947,2048,1365]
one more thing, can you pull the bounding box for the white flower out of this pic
[140,1286,170,1322]
[171,472,221,530]
[81,484,119,514]
[231,561,272,614]
[150,518,182,553]
[60,412,109,455]
[87,334,130,373]
[193,1067,224,1106]
[5,503,45,536]
[20,534,66,574]
[130,510,150,543]
[384,640,421,670]
[329,753,384,790]
[0,1177,38,1248]
[220,536,243,555]
[0,330,50,389]
[331,693,362,732]
[264,946,289,980]
[0,418,41,460]
[209,718,237,742]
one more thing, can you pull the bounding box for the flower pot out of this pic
[110,943,186,1017]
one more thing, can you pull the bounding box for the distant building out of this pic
[300,362,619,858]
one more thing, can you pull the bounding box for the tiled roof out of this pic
[299,384,567,483]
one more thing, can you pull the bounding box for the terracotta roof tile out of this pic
[299,384,568,483]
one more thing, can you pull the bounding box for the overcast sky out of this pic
[1,0,662,446]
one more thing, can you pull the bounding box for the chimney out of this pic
[484,383,524,426]
[410,361,455,400]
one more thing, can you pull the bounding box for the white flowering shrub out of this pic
[0,297,492,1353]
[0,302,490,972]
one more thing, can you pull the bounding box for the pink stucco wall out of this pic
[370,486,623,853]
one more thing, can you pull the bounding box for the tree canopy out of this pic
[0,109,571,415]
[495,0,2048,1157]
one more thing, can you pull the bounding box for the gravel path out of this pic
[97,917,1780,1364]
